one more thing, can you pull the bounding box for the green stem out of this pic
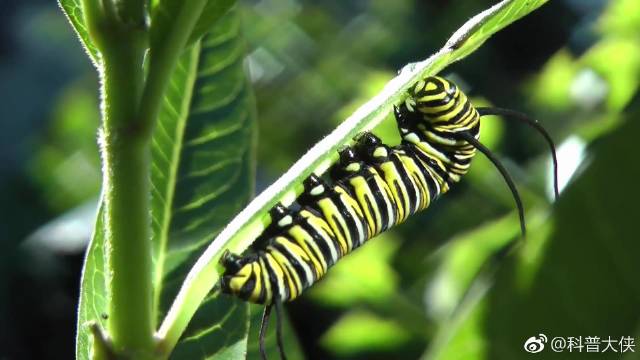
[114,0,146,26]
[100,32,154,356]
[138,0,209,138]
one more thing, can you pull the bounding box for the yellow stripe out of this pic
[350,176,381,235]
[335,186,367,248]
[400,155,431,210]
[276,237,314,284]
[417,98,455,114]
[300,210,340,263]
[270,249,303,299]
[380,176,397,228]
[260,256,272,303]
[317,198,350,254]
[250,261,264,303]
[265,250,287,300]
[367,167,396,229]
[289,225,327,275]
[415,138,451,166]
[379,161,410,223]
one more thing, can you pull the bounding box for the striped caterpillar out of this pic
[219,76,558,359]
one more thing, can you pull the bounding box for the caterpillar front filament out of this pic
[219,76,559,359]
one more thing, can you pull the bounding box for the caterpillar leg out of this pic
[274,301,288,360]
[259,305,272,360]
[353,132,392,167]
[330,146,361,180]
[353,132,383,157]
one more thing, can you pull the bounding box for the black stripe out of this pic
[289,222,328,273]
[366,174,392,232]
[333,184,367,249]
[272,240,312,289]
[362,193,378,236]
[238,261,258,302]
[263,250,289,301]
[408,149,440,202]
[274,249,299,301]
[390,152,420,216]
[409,145,453,186]
[299,215,336,267]
[392,179,407,222]
[426,96,471,123]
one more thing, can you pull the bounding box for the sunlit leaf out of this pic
[309,233,400,307]
[75,6,255,359]
[150,0,235,54]
[599,0,640,35]
[581,38,640,111]
[424,212,523,322]
[75,202,107,360]
[189,0,237,45]
[169,293,249,359]
[57,0,99,63]
[528,50,577,112]
[149,7,256,358]
[321,309,411,357]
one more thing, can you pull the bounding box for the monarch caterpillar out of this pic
[220,76,559,359]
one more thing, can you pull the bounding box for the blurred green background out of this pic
[2,0,640,359]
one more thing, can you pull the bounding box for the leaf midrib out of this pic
[153,41,203,323]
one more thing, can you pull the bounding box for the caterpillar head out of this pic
[404,76,472,127]
[220,250,258,302]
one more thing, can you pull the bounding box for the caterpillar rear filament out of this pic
[219,76,559,359]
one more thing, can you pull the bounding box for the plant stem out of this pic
[115,0,146,26]
[101,31,154,356]
[138,0,209,138]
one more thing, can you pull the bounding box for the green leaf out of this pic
[189,0,237,46]
[169,292,250,359]
[425,105,640,360]
[150,7,256,357]
[321,309,412,357]
[57,0,99,64]
[75,202,107,360]
[308,233,401,307]
[142,0,237,153]
[150,0,235,54]
[439,0,549,64]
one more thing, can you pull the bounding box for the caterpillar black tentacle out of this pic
[258,305,272,360]
[456,130,527,237]
[274,301,287,360]
[476,106,560,199]
[218,76,559,359]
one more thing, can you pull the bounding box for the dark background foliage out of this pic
[3,0,638,359]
